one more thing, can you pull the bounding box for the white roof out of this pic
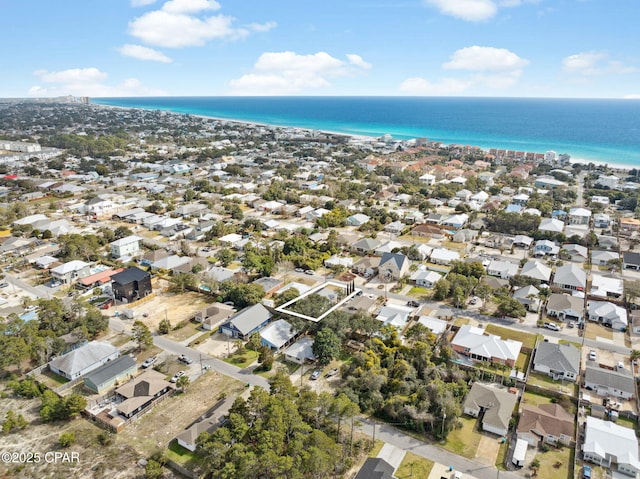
[588,301,627,325]
[219,233,243,243]
[260,319,296,349]
[521,260,552,281]
[590,274,623,297]
[417,316,448,335]
[452,325,522,362]
[569,207,592,217]
[14,214,48,225]
[539,218,564,232]
[584,417,640,471]
[110,235,142,247]
[49,341,119,377]
[51,260,89,274]
[283,337,316,361]
[430,248,460,262]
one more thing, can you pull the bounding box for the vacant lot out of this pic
[536,445,573,479]
[443,416,482,459]
[485,324,540,349]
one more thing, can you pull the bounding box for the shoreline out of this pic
[92,101,633,173]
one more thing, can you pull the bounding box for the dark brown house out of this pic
[111,267,152,304]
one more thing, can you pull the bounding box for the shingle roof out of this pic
[584,365,635,394]
[354,458,395,479]
[225,303,272,336]
[534,342,580,375]
[517,403,574,440]
[464,383,517,432]
[111,266,150,285]
[49,341,119,378]
[84,355,136,388]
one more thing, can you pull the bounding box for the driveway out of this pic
[475,435,501,466]
[377,443,406,470]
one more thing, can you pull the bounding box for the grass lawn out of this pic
[368,440,385,457]
[485,324,540,349]
[223,350,259,368]
[536,445,573,479]
[408,286,430,297]
[615,416,637,431]
[110,333,133,347]
[516,351,531,371]
[444,417,482,459]
[495,439,509,469]
[166,441,204,467]
[453,316,470,327]
[395,452,434,479]
[521,390,554,408]
[168,320,201,342]
[40,369,69,386]
[527,372,579,397]
[188,331,212,347]
[559,339,582,349]
[584,322,613,341]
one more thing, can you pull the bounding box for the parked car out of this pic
[544,322,560,331]
[295,268,304,273]
[141,356,157,369]
[469,296,479,305]
[588,350,597,361]
[325,368,339,378]
[178,354,194,364]
[582,465,592,479]
[0,283,8,289]
[568,321,575,328]
[170,371,185,383]
[406,300,420,307]
[310,370,322,380]
[304,270,314,275]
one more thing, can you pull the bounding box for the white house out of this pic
[110,235,142,259]
[583,417,640,477]
[430,248,460,265]
[553,263,587,292]
[568,207,592,225]
[588,301,628,331]
[48,341,119,380]
[50,260,91,284]
[486,260,519,280]
[411,269,442,288]
[590,274,624,299]
[520,260,552,283]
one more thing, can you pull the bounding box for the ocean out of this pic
[92,96,640,167]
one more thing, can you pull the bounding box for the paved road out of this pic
[357,418,521,479]
[4,272,53,299]
[153,335,270,390]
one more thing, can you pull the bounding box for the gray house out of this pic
[219,303,272,339]
[49,341,119,380]
[584,366,635,400]
[83,355,137,393]
[533,342,580,382]
[463,382,518,436]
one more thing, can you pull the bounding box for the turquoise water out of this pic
[93,97,640,167]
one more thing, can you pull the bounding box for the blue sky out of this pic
[2,0,639,98]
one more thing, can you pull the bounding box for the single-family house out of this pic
[253,277,284,297]
[384,220,405,235]
[538,218,565,234]
[219,303,272,339]
[416,316,448,335]
[451,325,522,367]
[50,260,91,284]
[260,319,298,351]
[591,250,620,267]
[568,207,591,225]
[283,337,316,364]
[110,235,142,259]
[351,238,382,256]
[584,366,635,400]
[593,213,611,228]
[546,293,584,323]
[83,355,137,394]
[517,403,574,447]
[354,458,395,479]
[378,252,410,282]
[411,269,442,288]
[430,248,460,265]
[512,285,541,312]
[512,235,534,249]
[588,301,628,331]
[463,382,518,437]
[533,342,580,382]
[111,267,153,304]
[352,256,381,278]
[375,304,413,330]
[561,244,588,263]
[486,260,519,280]
[520,260,552,283]
[553,263,587,291]
[623,251,640,270]
[346,213,370,227]
[534,239,560,257]
[194,303,235,331]
[583,416,640,477]
[590,274,624,299]
[49,340,120,380]
[442,213,469,230]
[115,369,175,419]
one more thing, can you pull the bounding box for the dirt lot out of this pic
[0,370,242,479]
[112,290,214,334]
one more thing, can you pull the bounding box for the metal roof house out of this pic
[49,340,120,380]
[83,355,137,394]
[219,303,272,340]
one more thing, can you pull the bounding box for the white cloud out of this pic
[229,51,371,95]
[161,0,219,14]
[399,77,472,95]
[400,45,527,95]
[118,44,173,63]
[29,68,165,97]
[422,0,497,21]
[128,0,273,48]
[131,0,158,6]
[563,52,637,76]
[443,46,529,71]
[346,54,372,70]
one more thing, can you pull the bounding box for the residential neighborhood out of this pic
[1,99,640,479]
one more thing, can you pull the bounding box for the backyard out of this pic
[534,444,573,479]
[527,372,579,397]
